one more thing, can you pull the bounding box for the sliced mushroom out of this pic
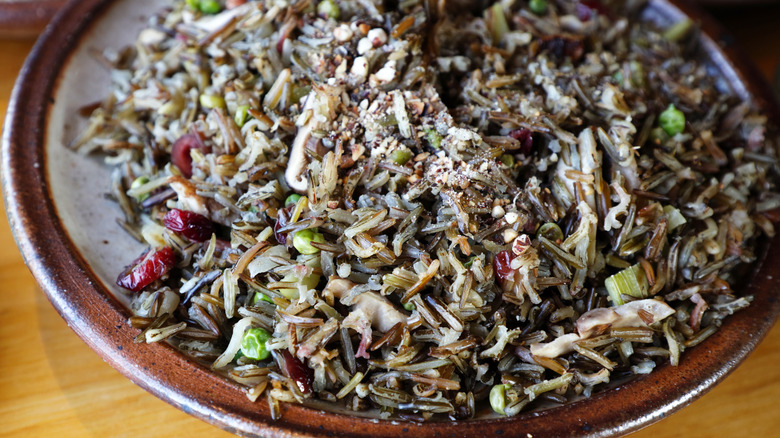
[529,333,580,358]
[576,299,675,338]
[324,278,407,332]
[530,299,675,358]
[168,175,237,226]
[285,91,317,193]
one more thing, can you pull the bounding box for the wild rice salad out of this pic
[74,0,779,421]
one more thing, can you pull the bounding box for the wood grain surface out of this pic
[2,5,780,437]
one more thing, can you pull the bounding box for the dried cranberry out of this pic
[163,208,215,242]
[576,1,610,21]
[534,35,585,62]
[273,206,292,245]
[493,250,516,285]
[171,133,204,178]
[278,350,314,394]
[116,247,176,292]
[509,128,534,155]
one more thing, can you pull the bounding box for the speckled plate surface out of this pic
[3,0,780,436]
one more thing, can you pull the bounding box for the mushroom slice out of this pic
[324,278,407,332]
[530,299,675,359]
[530,333,581,359]
[577,299,675,339]
[285,91,317,193]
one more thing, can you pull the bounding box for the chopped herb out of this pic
[425,128,442,149]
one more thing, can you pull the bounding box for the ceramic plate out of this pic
[4,0,780,436]
[0,0,68,38]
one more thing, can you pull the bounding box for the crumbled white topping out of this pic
[350,56,369,78]
[357,37,373,55]
[375,61,397,83]
[333,24,353,42]
[367,28,387,46]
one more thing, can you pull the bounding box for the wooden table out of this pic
[1,5,779,437]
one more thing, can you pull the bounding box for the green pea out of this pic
[186,0,200,10]
[499,154,515,168]
[234,105,250,128]
[649,126,670,145]
[659,104,685,136]
[529,0,547,15]
[490,383,511,415]
[240,327,272,360]
[252,292,274,305]
[293,229,325,255]
[317,0,340,19]
[389,149,413,166]
[199,0,222,14]
[402,302,415,311]
[130,176,150,202]
[285,193,303,208]
[200,94,225,109]
[537,222,564,243]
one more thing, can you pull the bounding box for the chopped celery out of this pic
[485,3,509,44]
[279,272,321,299]
[663,18,692,42]
[663,205,687,232]
[130,176,150,202]
[252,292,274,305]
[234,105,250,128]
[605,264,648,306]
[200,94,225,109]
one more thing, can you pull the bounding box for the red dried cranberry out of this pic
[279,350,313,394]
[273,206,292,245]
[576,0,610,21]
[535,35,585,62]
[116,247,176,292]
[509,128,534,155]
[493,250,516,285]
[163,208,215,242]
[171,133,204,178]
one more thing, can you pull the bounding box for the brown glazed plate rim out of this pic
[3,0,780,437]
[0,0,68,38]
